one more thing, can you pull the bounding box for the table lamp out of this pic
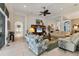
[29,27,35,33]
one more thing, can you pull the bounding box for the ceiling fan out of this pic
[39,7,51,16]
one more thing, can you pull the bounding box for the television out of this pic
[36,27,42,33]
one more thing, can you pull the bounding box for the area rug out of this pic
[47,41,58,51]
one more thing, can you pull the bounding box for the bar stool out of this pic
[9,32,15,42]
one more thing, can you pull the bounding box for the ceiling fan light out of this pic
[24,5,27,8]
[60,8,63,10]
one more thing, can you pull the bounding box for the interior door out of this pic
[0,11,5,48]
[15,21,23,37]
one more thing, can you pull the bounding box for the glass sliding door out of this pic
[0,11,5,48]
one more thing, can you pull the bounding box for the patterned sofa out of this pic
[25,34,49,55]
[58,32,79,52]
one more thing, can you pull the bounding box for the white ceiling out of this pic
[6,3,79,18]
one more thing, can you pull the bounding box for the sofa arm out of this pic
[58,40,76,52]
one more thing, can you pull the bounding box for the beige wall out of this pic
[63,11,79,19]
[63,12,79,33]
[63,11,79,26]
[72,18,79,25]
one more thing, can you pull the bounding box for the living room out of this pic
[1,3,79,56]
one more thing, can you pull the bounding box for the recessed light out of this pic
[60,8,63,10]
[52,10,54,11]
[24,5,27,8]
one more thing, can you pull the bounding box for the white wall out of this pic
[26,14,56,28]
[26,14,57,33]
[9,12,61,34]
[8,9,62,34]
[8,11,28,37]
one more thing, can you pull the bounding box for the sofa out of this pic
[58,32,79,52]
[25,34,49,55]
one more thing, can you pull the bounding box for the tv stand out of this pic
[31,25,46,35]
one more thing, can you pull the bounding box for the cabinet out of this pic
[31,25,46,35]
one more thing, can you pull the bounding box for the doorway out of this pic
[15,21,23,37]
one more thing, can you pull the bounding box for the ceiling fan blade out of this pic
[47,12,51,14]
[39,14,42,15]
[39,7,51,16]
[44,10,48,13]
[44,13,46,16]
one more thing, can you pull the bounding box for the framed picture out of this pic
[36,19,41,25]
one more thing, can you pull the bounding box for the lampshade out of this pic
[29,27,35,33]
[74,25,78,30]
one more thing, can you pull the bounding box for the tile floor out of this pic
[0,37,79,56]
